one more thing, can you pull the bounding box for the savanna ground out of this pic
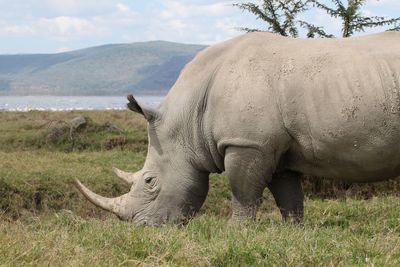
[1,110,400,266]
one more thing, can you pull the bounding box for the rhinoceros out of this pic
[75,31,400,225]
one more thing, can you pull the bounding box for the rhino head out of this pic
[75,95,210,225]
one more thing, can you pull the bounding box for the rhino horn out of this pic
[74,179,129,217]
[112,167,140,186]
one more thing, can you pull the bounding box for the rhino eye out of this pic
[144,176,155,184]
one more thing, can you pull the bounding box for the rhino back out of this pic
[272,32,400,180]
[161,32,400,180]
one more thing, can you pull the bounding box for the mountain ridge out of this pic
[0,41,207,96]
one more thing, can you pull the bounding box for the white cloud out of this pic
[214,17,240,41]
[116,3,131,13]
[110,4,138,25]
[3,25,35,34]
[160,10,174,19]
[39,16,95,36]
[168,19,186,31]
[144,0,245,45]
[0,0,252,52]
[0,2,139,42]
[41,0,120,16]
[0,16,104,41]
[1,0,396,54]
[159,0,234,19]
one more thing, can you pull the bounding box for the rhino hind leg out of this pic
[224,147,272,223]
[268,170,304,223]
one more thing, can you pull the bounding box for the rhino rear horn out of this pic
[112,167,141,186]
[127,94,159,122]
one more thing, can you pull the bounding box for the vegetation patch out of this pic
[1,199,400,266]
[1,110,400,265]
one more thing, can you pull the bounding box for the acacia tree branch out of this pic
[234,0,309,37]
[387,23,400,32]
[236,27,262,32]
[308,0,340,17]
[265,1,286,35]
[280,0,309,37]
[311,0,399,37]
[298,20,335,38]
[358,17,400,27]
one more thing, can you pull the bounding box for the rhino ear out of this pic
[127,94,160,122]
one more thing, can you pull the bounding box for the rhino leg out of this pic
[224,147,271,223]
[268,170,304,223]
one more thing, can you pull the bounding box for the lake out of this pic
[0,95,165,111]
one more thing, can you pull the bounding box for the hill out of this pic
[0,41,206,95]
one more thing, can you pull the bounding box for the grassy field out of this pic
[1,110,400,266]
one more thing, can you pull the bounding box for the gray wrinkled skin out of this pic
[76,32,400,225]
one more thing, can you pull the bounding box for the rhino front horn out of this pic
[74,179,129,218]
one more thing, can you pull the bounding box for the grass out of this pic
[1,110,400,266]
[0,110,148,152]
[1,199,400,266]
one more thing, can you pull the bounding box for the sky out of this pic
[0,0,398,54]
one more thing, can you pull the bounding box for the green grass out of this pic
[0,110,148,152]
[1,199,400,266]
[1,111,400,266]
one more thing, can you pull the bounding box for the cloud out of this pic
[214,17,241,41]
[39,0,120,16]
[0,0,247,53]
[1,0,397,54]
[168,19,186,31]
[144,0,245,45]
[3,25,35,35]
[39,16,95,36]
[116,3,130,13]
[0,2,139,41]
[159,0,234,19]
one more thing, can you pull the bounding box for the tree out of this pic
[310,0,400,37]
[298,21,335,38]
[388,23,400,32]
[235,0,400,38]
[233,0,310,37]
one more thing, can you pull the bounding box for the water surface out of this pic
[0,95,165,111]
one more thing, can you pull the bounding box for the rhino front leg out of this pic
[224,147,272,223]
[268,170,304,223]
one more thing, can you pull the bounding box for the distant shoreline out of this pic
[0,95,165,112]
[0,93,168,97]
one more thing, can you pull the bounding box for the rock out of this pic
[103,121,124,133]
[69,116,88,132]
[46,121,69,141]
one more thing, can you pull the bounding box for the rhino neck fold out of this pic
[161,66,224,174]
